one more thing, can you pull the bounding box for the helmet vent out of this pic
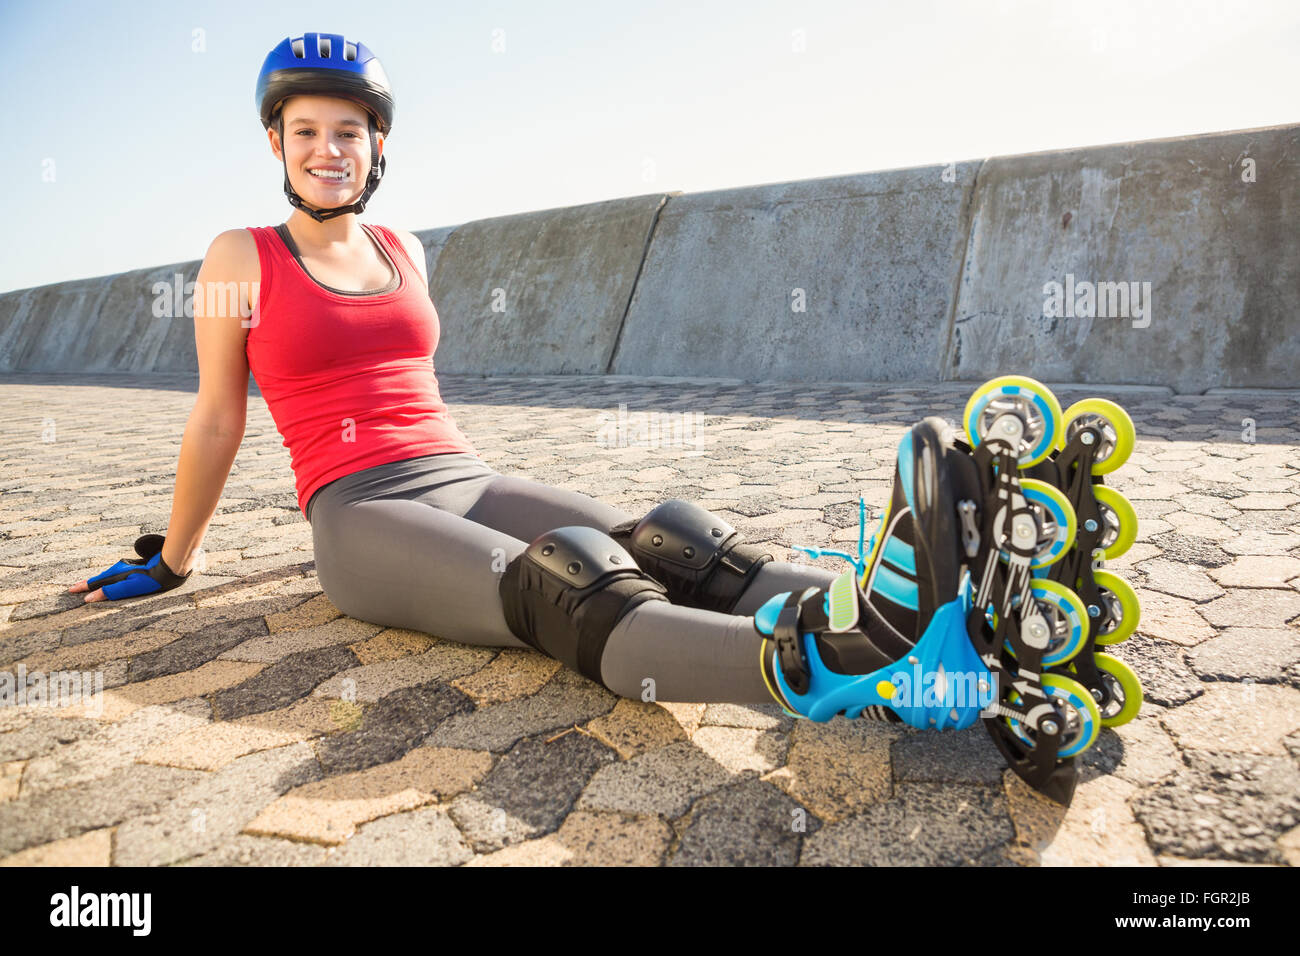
[317,36,331,58]
[344,41,357,61]
[291,38,304,58]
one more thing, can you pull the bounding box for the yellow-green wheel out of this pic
[1005,673,1102,759]
[1089,485,1138,560]
[1060,398,1135,475]
[1091,652,1144,726]
[964,376,1063,467]
[1091,569,1140,645]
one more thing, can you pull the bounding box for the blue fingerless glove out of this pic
[87,534,193,600]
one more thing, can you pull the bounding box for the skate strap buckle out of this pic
[773,587,822,695]
[957,500,980,558]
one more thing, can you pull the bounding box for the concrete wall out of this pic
[610,163,979,383]
[1,122,1296,391]
[429,194,666,375]
[947,124,1300,392]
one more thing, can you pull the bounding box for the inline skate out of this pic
[967,379,1145,729]
[753,376,1141,805]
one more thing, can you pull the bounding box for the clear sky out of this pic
[3,0,1297,293]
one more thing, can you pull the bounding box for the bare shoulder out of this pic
[387,227,430,285]
[204,228,261,283]
[197,228,261,312]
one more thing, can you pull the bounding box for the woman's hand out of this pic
[68,534,193,603]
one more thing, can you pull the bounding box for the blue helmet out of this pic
[255,33,395,221]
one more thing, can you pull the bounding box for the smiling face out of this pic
[269,94,384,209]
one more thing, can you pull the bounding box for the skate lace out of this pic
[792,495,871,579]
[792,497,913,659]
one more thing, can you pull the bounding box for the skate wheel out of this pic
[964,376,1063,467]
[1009,478,1078,569]
[1090,486,1138,559]
[1091,569,1140,645]
[1060,399,1135,475]
[1005,673,1101,759]
[1046,674,1102,757]
[1001,577,1089,667]
[1086,652,1144,726]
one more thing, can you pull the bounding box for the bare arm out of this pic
[159,426,244,575]
[163,230,259,573]
[70,229,258,600]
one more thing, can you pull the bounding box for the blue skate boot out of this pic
[754,397,1103,805]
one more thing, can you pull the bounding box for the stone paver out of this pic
[1197,589,1300,629]
[0,763,206,856]
[314,681,474,775]
[1004,771,1158,866]
[311,643,497,704]
[799,783,1014,866]
[349,628,437,665]
[178,834,329,866]
[36,660,253,723]
[1,372,1297,866]
[244,745,492,845]
[1134,558,1226,602]
[113,741,322,866]
[209,646,356,721]
[763,718,899,823]
[450,648,560,704]
[1210,555,1300,589]
[669,778,817,866]
[0,712,107,764]
[1135,591,1217,646]
[0,827,114,867]
[19,698,210,795]
[1132,750,1300,863]
[447,729,616,852]
[217,617,381,664]
[1081,710,1184,788]
[464,810,672,866]
[583,698,690,758]
[892,724,1007,787]
[425,667,617,753]
[1160,683,1300,755]
[1188,628,1300,685]
[690,725,789,775]
[576,740,737,818]
[137,698,357,771]
[320,806,474,866]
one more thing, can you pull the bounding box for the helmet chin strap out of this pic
[279,116,386,222]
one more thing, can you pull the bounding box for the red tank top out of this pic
[244,222,480,520]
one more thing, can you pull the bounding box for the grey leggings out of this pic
[307,452,837,703]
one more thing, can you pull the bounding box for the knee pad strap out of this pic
[608,499,773,614]
[498,526,668,685]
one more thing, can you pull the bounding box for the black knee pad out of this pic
[607,499,773,615]
[498,526,668,686]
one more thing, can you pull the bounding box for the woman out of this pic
[67,35,1137,805]
[67,31,851,709]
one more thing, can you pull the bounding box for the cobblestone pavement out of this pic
[0,372,1297,867]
